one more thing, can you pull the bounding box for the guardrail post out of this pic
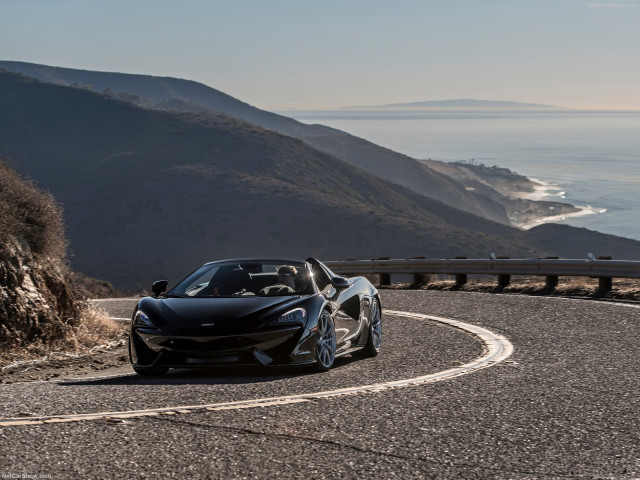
[597,256,613,292]
[545,276,559,289]
[375,257,390,286]
[410,257,429,285]
[455,274,467,286]
[453,256,467,286]
[542,257,559,290]
[496,256,510,287]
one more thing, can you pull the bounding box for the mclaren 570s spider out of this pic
[129,258,382,375]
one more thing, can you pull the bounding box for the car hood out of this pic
[137,295,304,333]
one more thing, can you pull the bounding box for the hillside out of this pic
[0,61,510,224]
[0,69,523,291]
[527,224,640,258]
[2,70,640,292]
[0,159,119,360]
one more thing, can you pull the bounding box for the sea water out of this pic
[284,110,640,241]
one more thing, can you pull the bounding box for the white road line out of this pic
[0,309,513,427]
[549,296,640,310]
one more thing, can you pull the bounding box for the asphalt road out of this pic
[1,291,639,479]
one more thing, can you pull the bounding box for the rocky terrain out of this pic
[0,159,121,366]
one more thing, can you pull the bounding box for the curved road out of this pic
[1,291,640,478]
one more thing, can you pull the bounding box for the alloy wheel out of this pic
[315,312,336,370]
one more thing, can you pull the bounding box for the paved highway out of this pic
[1,291,639,479]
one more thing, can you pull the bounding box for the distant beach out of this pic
[285,109,640,240]
[513,179,607,230]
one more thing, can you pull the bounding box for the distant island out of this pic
[344,98,564,110]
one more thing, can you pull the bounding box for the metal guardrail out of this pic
[325,257,640,291]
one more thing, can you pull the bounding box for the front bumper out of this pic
[130,325,314,367]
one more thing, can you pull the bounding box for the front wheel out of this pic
[314,311,336,372]
[360,299,382,357]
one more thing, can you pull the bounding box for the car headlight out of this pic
[268,307,307,326]
[133,310,156,328]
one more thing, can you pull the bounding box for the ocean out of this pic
[284,110,640,241]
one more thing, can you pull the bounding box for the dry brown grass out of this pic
[0,303,127,370]
[398,276,640,302]
[1,157,128,371]
[0,158,67,258]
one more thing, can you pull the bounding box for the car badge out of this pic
[200,322,215,327]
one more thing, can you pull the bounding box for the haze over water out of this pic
[286,110,640,242]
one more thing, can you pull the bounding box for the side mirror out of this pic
[330,276,349,290]
[151,280,168,297]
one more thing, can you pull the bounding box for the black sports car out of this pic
[129,258,382,375]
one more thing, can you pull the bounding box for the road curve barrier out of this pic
[325,257,640,291]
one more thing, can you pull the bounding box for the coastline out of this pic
[516,205,605,230]
[512,178,564,201]
[513,179,606,230]
[421,159,606,231]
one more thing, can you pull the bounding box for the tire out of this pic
[314,311,336,372]
[360,299,382,357]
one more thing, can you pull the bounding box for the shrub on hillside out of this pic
[0,158,66,258]
[0,158,120,363]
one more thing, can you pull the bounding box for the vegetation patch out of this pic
[0,158,124,369]
[385,276,640,302]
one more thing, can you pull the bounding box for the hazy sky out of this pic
[1,0,639,110]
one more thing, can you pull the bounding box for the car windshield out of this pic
[168,261,314,297]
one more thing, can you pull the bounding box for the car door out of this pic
[307,258,361,351]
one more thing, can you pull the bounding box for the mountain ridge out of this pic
[0,69,538,291]
[0,60,512,223]
[2,67,639,292]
